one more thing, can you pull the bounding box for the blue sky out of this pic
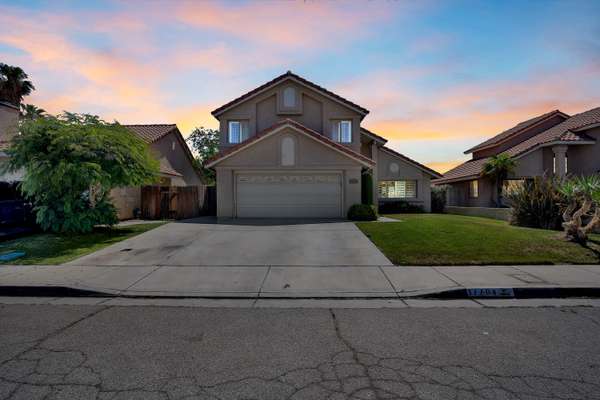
[1,0,599,171]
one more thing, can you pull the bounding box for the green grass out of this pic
[0,222,166,265]
[357,214,600,265]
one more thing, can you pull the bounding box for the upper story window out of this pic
[469,180,479,198]
[228,121,246,144]
[333,120,352,143]
[283,87,296,108]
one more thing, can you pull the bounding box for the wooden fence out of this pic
[141,186,200,220]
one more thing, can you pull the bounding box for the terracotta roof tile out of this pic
[432,158,489,184]
[211,71,369,117]
[206,118,375,167]
[464,109,569,154]
[379,146,442,178]
[434,106,600,184]
[124,124,177,143]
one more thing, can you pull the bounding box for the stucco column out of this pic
[552,145,568,178]
[371,142,379,206]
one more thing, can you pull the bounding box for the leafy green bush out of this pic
[505,175,565,230]
[4,113,159,233]
[378,200,424,214]
[347,204,378,221]
[431,186,447,213]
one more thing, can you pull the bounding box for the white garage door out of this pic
[236,173,342,218]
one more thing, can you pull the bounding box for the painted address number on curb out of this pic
[467,288,515,298]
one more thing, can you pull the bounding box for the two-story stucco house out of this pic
[206,71,441,218]
[434,107,600,207]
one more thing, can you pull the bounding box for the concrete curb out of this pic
[3,284,600,300]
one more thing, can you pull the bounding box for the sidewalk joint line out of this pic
[123,265,163,292]
[377,266,401,298]
[432,267,463,287]
[253,265,271,306]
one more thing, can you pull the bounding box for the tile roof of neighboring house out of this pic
[124,124,178,143]
[434,106,600,184]
[464,109,570,154]
[431,158,490,184]
[0,101,19,111]
[159,157,183,177]
[124,124,203,181]
[379,146,442,178]
[211,71,369,117]
[206,118,375,168]
[360,127,388,144]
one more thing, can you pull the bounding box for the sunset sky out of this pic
[1,0,599,173]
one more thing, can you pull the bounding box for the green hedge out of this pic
[348,204,378,221]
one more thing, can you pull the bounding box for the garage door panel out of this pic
[236,173,342,218]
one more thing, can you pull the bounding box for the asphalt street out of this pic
[1,304,600,399]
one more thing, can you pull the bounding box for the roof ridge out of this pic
[123,123,176,126]
[211,71,369,117]
[464,109,569,154]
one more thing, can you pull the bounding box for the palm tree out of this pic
[20,104,46,120]
[0,63,35,107]
[481,154,516,207]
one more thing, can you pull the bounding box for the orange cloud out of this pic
[424,160,466,174]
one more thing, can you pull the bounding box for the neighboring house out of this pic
[206,71,441,218]
[111,124,204,219]
[433,107,600,207]
[0,101,23,183]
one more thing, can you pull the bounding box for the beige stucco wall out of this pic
[446,178,495,208]
[376,148,432,212]
[110,186,141,220]
[0,104,19,142]
[215,127,363,217]
[565,126,600,175]
[217,79,363,153]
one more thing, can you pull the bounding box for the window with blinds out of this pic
[378,180,417,199]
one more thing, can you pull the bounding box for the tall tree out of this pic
[4,113,159,233]
[186,126,219,184]
[20,104,46,120]
[0,63,35,106]
[481,154,516,207]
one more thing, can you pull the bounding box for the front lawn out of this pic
[357,214,600,265]
[0,222,166,265]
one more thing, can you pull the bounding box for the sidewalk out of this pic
[2,264,600,298]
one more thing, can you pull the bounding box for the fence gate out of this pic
[141,186,200,220]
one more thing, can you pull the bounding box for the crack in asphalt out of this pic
[0,307,599,399]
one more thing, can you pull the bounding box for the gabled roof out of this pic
[360,127,388,144]
[433,106,600,185]
[206,118,375,168]
[124,124,177,143]
[124,124,202,181]
[464,110,569,154]
[211,71,369,118]
[379,146,442,178]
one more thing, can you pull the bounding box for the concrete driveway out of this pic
[68,218,392,266]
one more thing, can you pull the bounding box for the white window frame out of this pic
[378,180,418,199]
[334,120,352,143]
[228,121,242,144]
